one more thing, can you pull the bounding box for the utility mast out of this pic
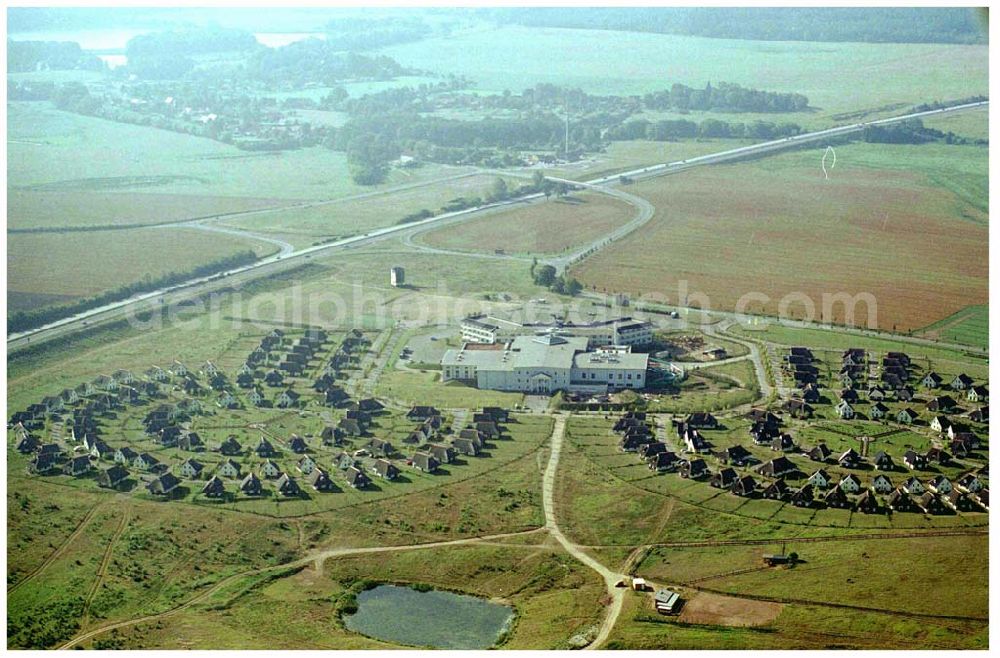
[564,111,569,159]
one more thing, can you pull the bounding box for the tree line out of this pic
[862,118,987,146]
[7,40,105,73]
[487,7,987,44]
[606,116,803,141]
[642,82,808,113]
[396,173,573,225]
[331,80,808,118]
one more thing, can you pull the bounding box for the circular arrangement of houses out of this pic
[9,327,517,503]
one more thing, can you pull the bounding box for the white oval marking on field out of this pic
[821,146,837,180]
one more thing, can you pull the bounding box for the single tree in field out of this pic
[533,265,557,287]
[489,177,509,202]
[532,170,546,190]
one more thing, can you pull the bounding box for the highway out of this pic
[8,99,987,353]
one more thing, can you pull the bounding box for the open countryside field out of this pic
[64,541,604,650]
[417,192,634,255]
[8,103,473,205]
[218,174,517,242]
[921,110,990,141]
[380,26,988,125]
[916,304,989,349]
[604,587,986,649]
[8,189,287,231]
[651,534,988,618]
[570,142,988,331]
[8,228,276,310]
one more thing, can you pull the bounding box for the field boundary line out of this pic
[688,584,988,623]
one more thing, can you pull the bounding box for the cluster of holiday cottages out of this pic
[236,328,371,408]
[13,405,511,500]
[616,410,988,514]
[783,347,988,428]
[10,362,215,477]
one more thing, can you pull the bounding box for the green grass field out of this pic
[65,541,604,650]
[417,191,634,256]
[8,103,472,203]
[921,109,989,141]
[604,589,986,649]
[8,228,277,311]
[218,174,515,242]
[379,26,987,124]
[916,304,989,349]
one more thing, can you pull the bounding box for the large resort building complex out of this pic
[461,313,654,348]
[441,334,649,394]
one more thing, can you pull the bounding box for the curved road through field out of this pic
[400,175,654,273]
[181,221,295,258]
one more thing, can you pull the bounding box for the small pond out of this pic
[344,584,514,649]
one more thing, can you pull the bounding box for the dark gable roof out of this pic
[686,412,717,426]
[339,418,363,435]
[412,452,438,471]
[240,472,263,494]
[358,398,384,412]
[307,467,333,490]
[373,459,398,478]
[147,472,180,495]
[346,466,370,487]
[100,464,129,484]
[181,459,204,474]
[276,473,301,496]
[220,436,243,453]
[764,479,789,496]
[202,475,226,495]
[874,451,894,466]
[408,405,440,418]
[760,456,796,476]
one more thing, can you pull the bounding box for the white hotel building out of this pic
[460,314,654,348]
[441,334,649,394]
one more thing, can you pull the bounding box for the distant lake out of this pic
[344,584,514,649]
[254,32,325,48]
